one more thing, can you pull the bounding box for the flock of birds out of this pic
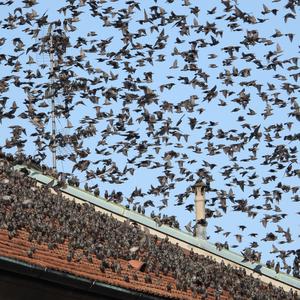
[0,158,299,299]
[0,0,300,280]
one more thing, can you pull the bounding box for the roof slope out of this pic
[0,157,299,299]
[13,161,300,293]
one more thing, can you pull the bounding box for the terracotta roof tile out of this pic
[0,230,230,299]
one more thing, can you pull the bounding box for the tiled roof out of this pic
[0,230,230,299]
[0,156,299,299]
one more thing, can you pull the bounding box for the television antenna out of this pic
[49,31,57,171]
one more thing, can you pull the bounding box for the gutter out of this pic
[0,256,167,300]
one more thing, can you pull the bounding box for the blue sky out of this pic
[0,0,299,273]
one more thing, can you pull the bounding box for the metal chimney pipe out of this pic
[194,181,207,239]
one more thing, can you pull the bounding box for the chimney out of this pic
[194,181,207,239]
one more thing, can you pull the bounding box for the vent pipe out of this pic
[194,181,207,239]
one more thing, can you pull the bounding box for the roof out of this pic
[0,230,230,300]
[0,156,299,299]
[12,162,300,292]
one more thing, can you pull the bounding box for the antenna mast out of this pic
[49,30,57,171]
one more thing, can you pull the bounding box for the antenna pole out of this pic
[49,32,57,171]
